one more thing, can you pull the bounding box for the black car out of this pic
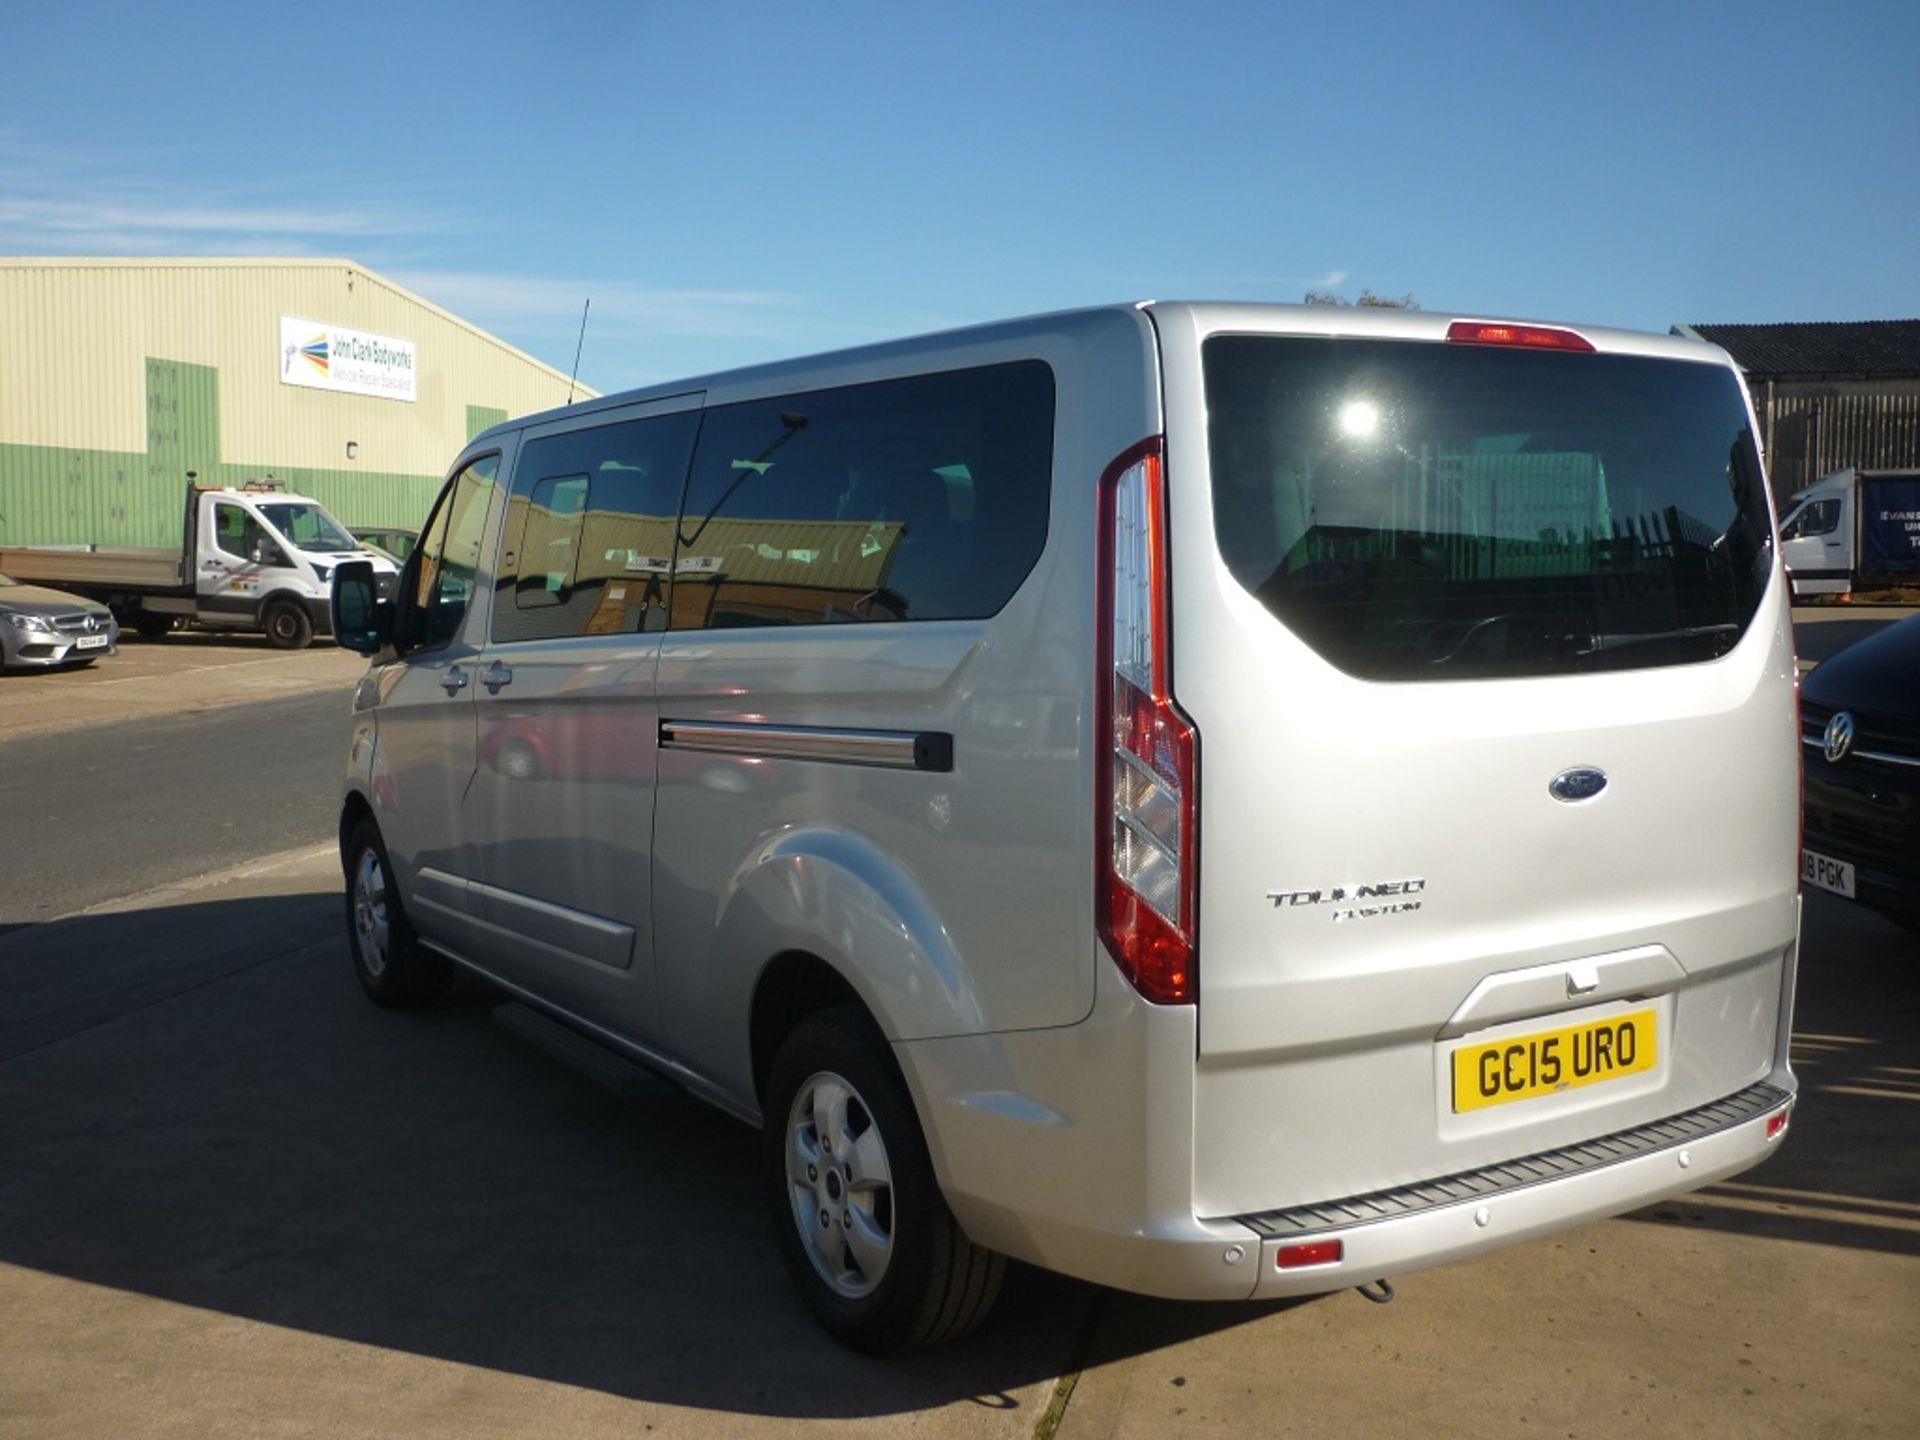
[1801,610,1920,933]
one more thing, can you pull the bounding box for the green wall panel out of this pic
[1,355,447,547]
[467,404,509,441]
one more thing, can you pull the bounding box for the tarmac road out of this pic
[0,688,348,926]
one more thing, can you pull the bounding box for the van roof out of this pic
[469,301,1735,449]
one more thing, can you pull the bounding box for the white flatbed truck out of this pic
[0,480,399,648]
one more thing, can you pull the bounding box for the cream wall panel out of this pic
[0,258,591,469]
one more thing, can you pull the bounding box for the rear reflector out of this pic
[1766,1110,1790,1140]
[1446,320,1596,353]
[1275,1239,1344,1270]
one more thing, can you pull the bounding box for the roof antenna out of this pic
[567,298,591,404]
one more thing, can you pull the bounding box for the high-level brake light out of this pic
[1446,320,1596,353]
[1095,437,1198,1006]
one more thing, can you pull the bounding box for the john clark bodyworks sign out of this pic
[279,316,417,403]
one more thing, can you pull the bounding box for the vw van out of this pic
[330,302,1801,1352]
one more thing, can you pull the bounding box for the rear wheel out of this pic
[764,1006,1003,1353]
[133,611,175,639]
[263,598,314,650]
[344,818,453,1007]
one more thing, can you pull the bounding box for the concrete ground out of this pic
[0,610,1915,1437]
[2,853,1914,1439]
[0,630,365,739]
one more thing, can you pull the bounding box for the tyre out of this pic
[764,1006,1004,1353]
[344,818,454,1008]
[133,612,175,639]
[262,597,314,650]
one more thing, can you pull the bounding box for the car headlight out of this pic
[4,612,49,632]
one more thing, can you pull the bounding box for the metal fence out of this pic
[1762,388,1920,497]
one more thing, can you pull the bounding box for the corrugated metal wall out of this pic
[1761,383,1920,497]
[0,259,593,546]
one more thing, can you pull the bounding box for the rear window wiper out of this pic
[1563,623,1739,655]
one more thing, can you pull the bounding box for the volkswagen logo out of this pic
[1549,767,1608,803]
[1823,710,1856,764]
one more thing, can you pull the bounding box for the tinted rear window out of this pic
[1204,336,1773,680]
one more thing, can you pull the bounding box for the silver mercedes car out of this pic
[0,571,120,671]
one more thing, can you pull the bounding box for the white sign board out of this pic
[279,316,417,403]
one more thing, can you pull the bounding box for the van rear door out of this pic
[1152,309,1798,1220]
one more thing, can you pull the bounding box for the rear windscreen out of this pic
[1204,336,1774,680]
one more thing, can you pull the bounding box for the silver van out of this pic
[330,302,1801,1353]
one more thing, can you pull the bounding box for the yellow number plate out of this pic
[1452,1008,1658,1113]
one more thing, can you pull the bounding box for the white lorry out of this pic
[1778,467,1920,599]
[0,480,399,648]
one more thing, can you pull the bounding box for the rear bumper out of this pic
[1244,1079,1791,1298]
[896,955,1797,1303]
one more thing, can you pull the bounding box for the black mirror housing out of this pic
[331,559,392,656]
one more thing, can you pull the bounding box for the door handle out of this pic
[441,666,470,694]
[481,661,514,693]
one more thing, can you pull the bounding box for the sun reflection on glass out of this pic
[1338,400,1381,439]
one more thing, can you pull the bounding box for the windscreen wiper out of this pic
[1564,623,1739,655]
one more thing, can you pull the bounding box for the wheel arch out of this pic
[339,789,377,878]
[749,950,871,1109]
[255,587,311,624]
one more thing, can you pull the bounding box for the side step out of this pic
[492,1002,679,1100]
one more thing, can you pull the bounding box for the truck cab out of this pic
[1778,471,1853,598]
[184,485,399,647]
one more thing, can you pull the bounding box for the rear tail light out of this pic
[1095,437,1198,1005]
[1446,319,1596,353]
[1767,1109,1790,1141]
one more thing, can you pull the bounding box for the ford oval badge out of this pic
[1549,767,1608,803]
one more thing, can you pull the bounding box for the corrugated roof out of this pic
[1680,320,1920,378]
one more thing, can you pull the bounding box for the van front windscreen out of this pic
[1203,336,1774,680]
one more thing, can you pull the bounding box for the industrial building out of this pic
[1677,319,1920,501]
[0,257,595,547]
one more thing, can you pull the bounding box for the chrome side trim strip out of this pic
[1226,1082,1791,1239]
[660,719,953,772]
[1801,736,1920,768]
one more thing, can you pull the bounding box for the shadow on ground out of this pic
[0,893,1287,1420]
[1626,894,1920,1255]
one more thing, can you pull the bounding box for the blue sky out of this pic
[3,0,1916,393]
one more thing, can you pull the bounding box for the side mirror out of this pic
[331,559,392,656]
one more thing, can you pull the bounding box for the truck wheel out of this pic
[263,598,314,650]
[764,1006,1004,1353]
[344,818,454,1008]
[133,612,175,639]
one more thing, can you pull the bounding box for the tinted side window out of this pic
[670,361,1054,630]
[492,411,699,643]
[408,454,499,652]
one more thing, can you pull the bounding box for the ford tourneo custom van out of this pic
[329,303,1801,1353]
